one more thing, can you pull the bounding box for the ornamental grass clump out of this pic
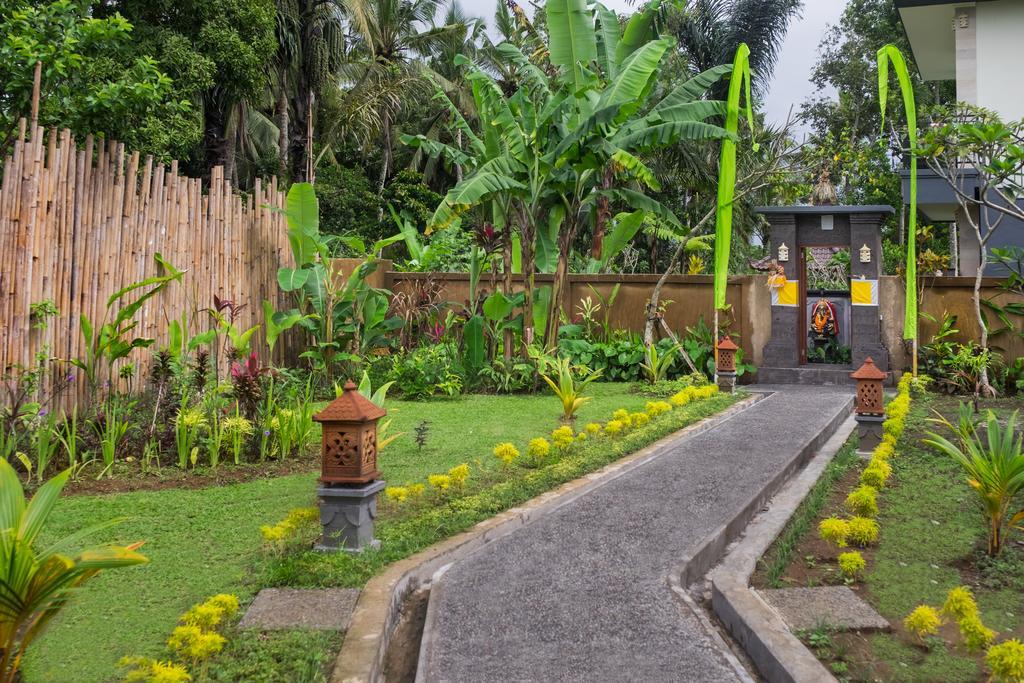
[222,414,254,465]
[819,517,850,548]
[987,639,1024,681]
[493,442,520,466]
[540,357,603,421]
[904,605,942,640]
[847,516,879,546]
[845,485,879,517]
[838,551,866,579]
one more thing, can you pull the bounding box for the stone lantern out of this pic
[850,358,888,455]
[312,380,387,551]
[716,337,739,393]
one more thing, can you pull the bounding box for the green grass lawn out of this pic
[21,382,684,682]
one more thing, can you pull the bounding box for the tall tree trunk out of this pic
[224,104,238,186]
[973,239,994,396]
[644,239,688,345]
[502,221,514,360]
[517,203,536,354]
[289,71,311,182]
[277,71,290,179]
[377,110,392,222]
[455,128,463,183]
[203,98,231,175]
[590,166,614,259]
[545,210,577,346]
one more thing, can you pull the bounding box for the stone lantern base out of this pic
[717,371,737,394]
[316,480,386,552]
[855,414,885,457]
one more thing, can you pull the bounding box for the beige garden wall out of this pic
[368,261,1024,376]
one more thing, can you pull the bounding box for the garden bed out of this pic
[752,393,1024,682]
[24,382,737,682]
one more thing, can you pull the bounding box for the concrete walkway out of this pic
[418,386,854,683]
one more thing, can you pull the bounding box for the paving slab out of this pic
[238,588,359,631]
[758,586,890,632]
[419,385,854,683]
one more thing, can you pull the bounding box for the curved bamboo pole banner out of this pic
[877,44,919,374]
[713,43,757,370]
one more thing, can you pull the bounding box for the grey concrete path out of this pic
[418,386,854,683]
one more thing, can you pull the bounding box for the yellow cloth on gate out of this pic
[851,279,878,306]
[773,280,799,306]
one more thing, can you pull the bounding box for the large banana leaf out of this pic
[599,210,646,270]
[653,64,732,113]
[546,0,597,92]
[428,160,525,232]
[614,119,729,152]
[616,0,661,65]
[596,38,672,122]
[878,44,918,343]
[536,205,564,273]
[607,188,682,229]
[594,3,621,80]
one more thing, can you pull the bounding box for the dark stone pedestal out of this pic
[316,480,386,552]
[855,414,885,456]
[717,371,737,394]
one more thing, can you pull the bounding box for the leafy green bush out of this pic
[383,344,466,399]
[315,164,382,241]
[560,338,685,383]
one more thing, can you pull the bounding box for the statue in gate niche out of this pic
[810,298,839,340]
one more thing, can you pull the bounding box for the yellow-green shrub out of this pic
[493,442,520,466]
[385,486,409,503]
[837,551,866,579]
[408,483,425,498]
[428,474,452,491]
[612,409,632,427]
[645,401,672,417]
[604,420,625,436]
[551,425,575,449]
[845,485,879,517]
[819,517,850,548]
[987,639,1024,682]
[527,437,551,460]
[260,507,318,547]
[670,391,691,407]
[585,422,602,435]
[448,463,470,487]
[903,605,942,639]
[960,614,996,652]
[873,441,895,461]
[860,459,892,489]
[847,516,879,546]
[942,586,980,622]
[119,657,193,682]
[630,412,649,427]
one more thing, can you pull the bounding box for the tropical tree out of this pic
[671,0,802,95]
[416,0,732,348]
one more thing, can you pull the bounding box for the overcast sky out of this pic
[457,0,847,134]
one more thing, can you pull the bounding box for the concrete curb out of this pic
[331,393,764,683]
[708,414,858,683]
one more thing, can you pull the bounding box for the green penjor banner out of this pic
[713,43,757,312]
[877,44,918,342]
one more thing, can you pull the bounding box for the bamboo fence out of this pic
[0,119,292,408]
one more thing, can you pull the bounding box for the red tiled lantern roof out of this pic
[716,337,739,351]
[313,380,386,423]
[850,357,887,381]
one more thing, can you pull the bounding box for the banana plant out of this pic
[70,253,184,392]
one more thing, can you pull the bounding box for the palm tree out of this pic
[272,0,348,181]
[671,0,802,94]
[342,0,465,200]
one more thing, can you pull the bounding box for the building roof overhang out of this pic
[895,0,959,81]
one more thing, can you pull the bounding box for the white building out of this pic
[897,0,1024,275]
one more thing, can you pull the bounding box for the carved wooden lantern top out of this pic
[314,380,385,486]
[716,337,738,373]
[313,380,386,424]
[850,357,887,415]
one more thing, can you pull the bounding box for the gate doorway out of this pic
[800,246,852,366]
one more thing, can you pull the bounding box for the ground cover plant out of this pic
[754,390,1024,682]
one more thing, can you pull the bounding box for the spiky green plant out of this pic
[925,408,1024,555]
[540,357,603,421]
[641,343,680,384]
[0,460,147,682]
